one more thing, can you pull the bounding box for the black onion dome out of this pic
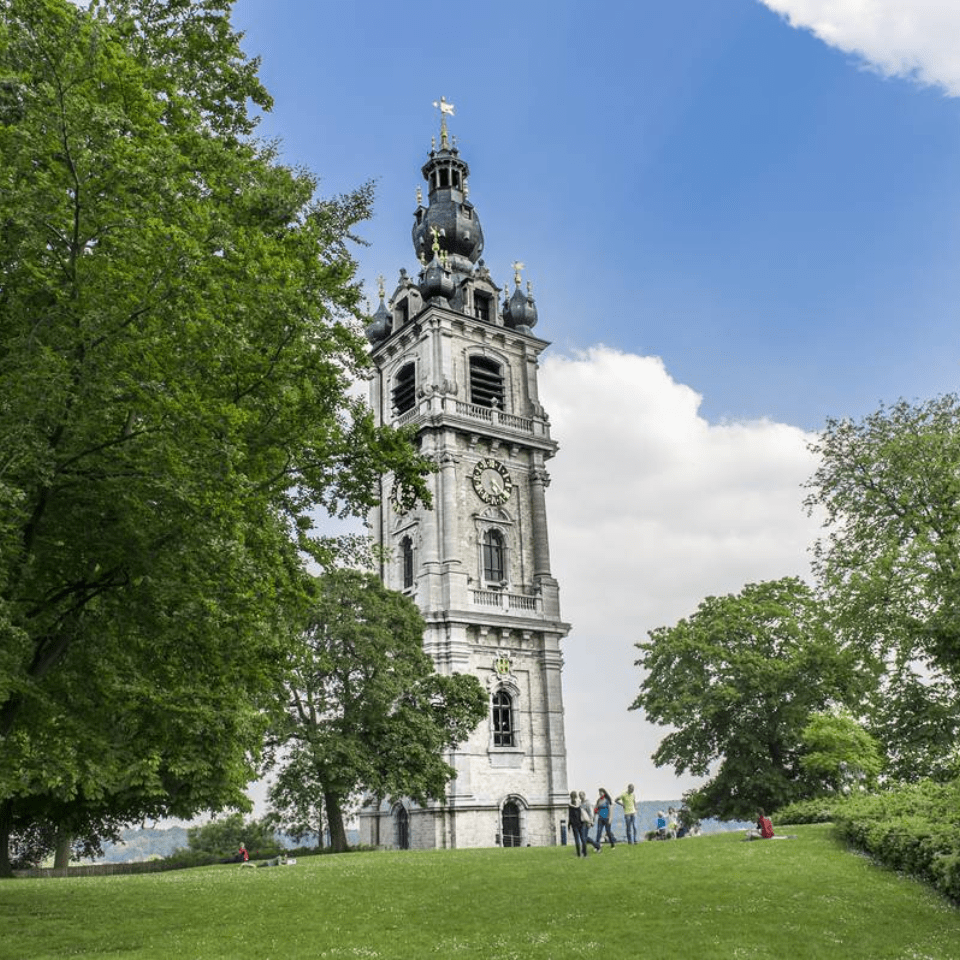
[365,296,392,344]
[504,284,537,333]
[411,144,484,274]
[419,255,456,304]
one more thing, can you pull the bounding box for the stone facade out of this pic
[359,112,569,849]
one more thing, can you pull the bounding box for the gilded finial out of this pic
[430,225,445,256]
[377,275,386,300]
[526,280,533,297]
[511,261,525,287]
[432,96,455,149]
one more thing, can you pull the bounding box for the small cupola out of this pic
[365,275,393,345]
[502,262,538,334]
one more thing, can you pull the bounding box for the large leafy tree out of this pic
[0,0,429,874]
[805,396,960,778]
[631,578,870,819]
[268,570,488,853]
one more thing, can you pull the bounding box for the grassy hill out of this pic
[3,824,957,959]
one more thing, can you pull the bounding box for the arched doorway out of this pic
[501,800,521,847]
[394,805,409,850]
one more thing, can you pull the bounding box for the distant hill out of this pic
[90,805,747,863]
[97,826,189,863]
[601,799,751,840]
[94,826,361,863]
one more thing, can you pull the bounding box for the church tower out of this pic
[359,102,570,849]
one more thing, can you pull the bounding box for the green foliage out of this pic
[800,708,884,794]
[633,578,871,820]
[267,570,488,852]
[806,396,960,777]
[0,0,432,874]
[185,813,280,860]
[866,665,960,783]
[775,797,849,825]
[833,778,960,903]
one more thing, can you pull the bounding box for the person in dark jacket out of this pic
[568,791,588,857]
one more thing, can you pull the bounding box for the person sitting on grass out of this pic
[655,811,668,839]
[257,854,289,868]
[744,809,795,840]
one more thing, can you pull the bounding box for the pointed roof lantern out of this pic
[412,97,484,277]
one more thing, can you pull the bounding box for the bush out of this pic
[775,798,848,825]
[182,813,282,861]
[831,779,960,903]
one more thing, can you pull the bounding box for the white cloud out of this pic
[758,0,960,96]
[541,346,821,803]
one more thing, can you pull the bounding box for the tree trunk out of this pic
[0,799,13,878]
[323,792,348,852]
[53,832,72,870]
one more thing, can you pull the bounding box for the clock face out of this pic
[472,458,512,505]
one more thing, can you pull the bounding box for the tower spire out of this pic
[432,96,455,149]
[412,99,484,276]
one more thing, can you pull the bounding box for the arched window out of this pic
[469,356,504,409]
[400,536,414,589]
[393,362,416,414]
[501,800,521,847]
[492,690,514,747]
[482,529,504,583]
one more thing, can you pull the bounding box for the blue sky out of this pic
[235,0,960,431]
[231,0,960,805]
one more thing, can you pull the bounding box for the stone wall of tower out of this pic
[360,619,568,849]
[359,124,569,850]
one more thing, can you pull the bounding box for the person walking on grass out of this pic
[579,791,601,852]
[568,791,588,857]
[594,788,616,848]
[616,783,638,844]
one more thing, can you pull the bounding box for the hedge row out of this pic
[779,779,960,903]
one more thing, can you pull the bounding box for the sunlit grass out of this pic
[2,825,958,959]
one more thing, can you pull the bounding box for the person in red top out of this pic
[744,809,775,840]
[238,843,249,862]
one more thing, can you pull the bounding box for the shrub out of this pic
[831,778,960,903]
[775,798,846,824]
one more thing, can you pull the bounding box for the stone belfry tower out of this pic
[359,100,570,849]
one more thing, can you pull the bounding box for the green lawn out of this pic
[2,825,958,959]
